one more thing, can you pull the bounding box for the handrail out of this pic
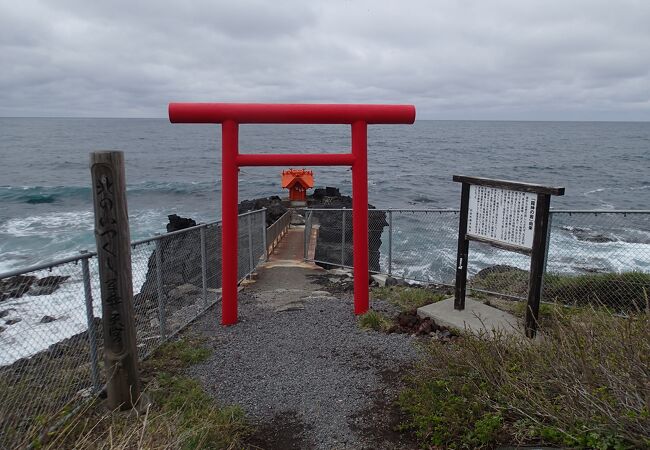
[550,209,650,214]
[265,210,292,257]
[303,208,650,214]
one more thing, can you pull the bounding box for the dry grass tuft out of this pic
[38,337,250,450]
[399,305,650,449]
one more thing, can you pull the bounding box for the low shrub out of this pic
[471,269,650,313]
[40,336,250,450]
[373,286,446,311]
[399,308,650,449]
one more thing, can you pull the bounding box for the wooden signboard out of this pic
[453,175,565,338]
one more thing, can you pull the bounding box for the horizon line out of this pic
[1,116,649,123]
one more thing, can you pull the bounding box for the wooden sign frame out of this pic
[453,175,565,338]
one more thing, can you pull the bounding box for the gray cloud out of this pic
[0,0,648,119]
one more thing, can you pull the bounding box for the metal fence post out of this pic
[80,250,100,393]
[155,235,167,341]
[200,226,208,307]
[247,213,254,278]
[262,208,268,261]
[388,210,393,275]
[341,208,346,266]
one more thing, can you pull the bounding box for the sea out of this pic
[1,118,648,271]
[0,118,649,364]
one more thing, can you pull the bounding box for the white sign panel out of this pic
[467,185,537,249]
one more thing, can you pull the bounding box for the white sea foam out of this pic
[0,211,94,237]
[0,249,152,366]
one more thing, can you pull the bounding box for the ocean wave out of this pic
[0,181,218,204]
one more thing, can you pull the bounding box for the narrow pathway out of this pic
[185,226,419,449]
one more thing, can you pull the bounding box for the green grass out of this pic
[372,286,447,311]
[41,336,250,450]
[398,308,650,449]
[358,310,391,332]
[471,270,650,312]
[544,272,650,311]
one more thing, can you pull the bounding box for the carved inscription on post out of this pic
[91,151,140,409]
[95,168,126,350]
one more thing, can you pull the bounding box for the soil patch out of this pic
[245,411,314,450]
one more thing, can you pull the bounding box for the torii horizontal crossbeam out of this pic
[237,153,355,166]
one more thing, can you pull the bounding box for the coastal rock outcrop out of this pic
[306,187,388,273]
[136,196,289,309]
[0,275,69,302]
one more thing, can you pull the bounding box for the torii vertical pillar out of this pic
[222,120,239,325]
[351,121,369,314]
[169,103,415,325]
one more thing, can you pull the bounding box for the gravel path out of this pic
[186,266,419,449]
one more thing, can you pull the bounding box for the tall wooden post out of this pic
[525,193,552,338]
[454,183,470,310]
[90,151,140,409]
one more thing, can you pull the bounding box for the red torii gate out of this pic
[168,103,416,325]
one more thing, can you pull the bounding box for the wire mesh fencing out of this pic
[0,208,268,449]
[304,208,650,312]
[0,255,102,448]
[543,211,650,312]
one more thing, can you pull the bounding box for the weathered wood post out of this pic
[90,151,140,409]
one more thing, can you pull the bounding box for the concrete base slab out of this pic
[417,297,522,337]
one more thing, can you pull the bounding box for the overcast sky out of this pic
[1,0,649,120]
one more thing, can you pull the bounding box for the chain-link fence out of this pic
[304,208,650,312]
[0,208,272,449]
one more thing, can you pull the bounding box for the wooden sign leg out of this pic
[90,151,141,409]
[525,193,552,338]
[454,183,470,310]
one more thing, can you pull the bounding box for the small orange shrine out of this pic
[282,169,314,202]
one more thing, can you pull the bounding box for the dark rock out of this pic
[385,277,399,287]
[0,309,11,319]
[1,275,69,300]
[416,318,435,335]
[474,265,526,280]
[137,196,287,310]
[35,276,69,287]
[564,226,616,243]
[397,311,418,329]
[5,318,22,325]
[239,196,288,226]
[312,186,341,200]
[40,315,57,323]
[308,189,387,272]
[0,326,5,333]
[385,276,409,287]
[0,275,36,301]
[28,276,70,296]
[167,214,197,232]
